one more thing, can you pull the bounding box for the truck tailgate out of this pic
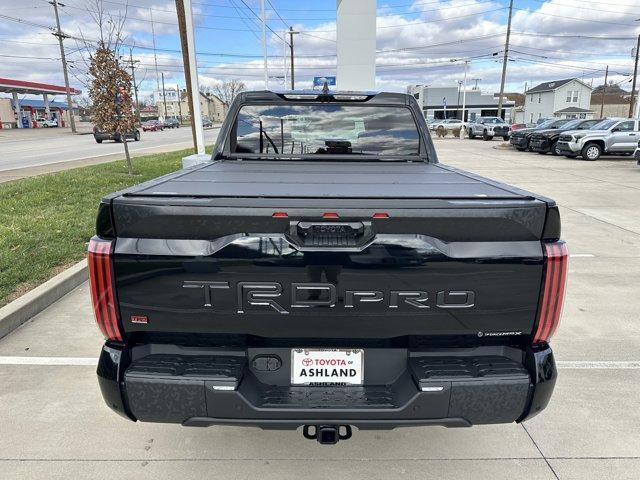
[109,162,548,343]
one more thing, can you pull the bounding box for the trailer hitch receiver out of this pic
[303,425,352,444]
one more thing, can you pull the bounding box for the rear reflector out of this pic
[272,212,288,218]
[533,242,568,344]
[322,212,339,219]
[373,212,389,219]
[88,238,123,341]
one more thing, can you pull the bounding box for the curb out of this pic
[0,260,88,340]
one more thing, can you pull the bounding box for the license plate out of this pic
[291,348,363,386]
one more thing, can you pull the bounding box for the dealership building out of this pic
[407,84,516,122]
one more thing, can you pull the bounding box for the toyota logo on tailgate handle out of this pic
[285,221,376,252]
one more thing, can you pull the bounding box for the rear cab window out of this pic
[228,104,423,158]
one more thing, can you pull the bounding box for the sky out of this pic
[1,0,639,102]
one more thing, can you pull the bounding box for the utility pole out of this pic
[600,65,608,118]
[261,0,268,89]
[497,0,513,120]
[50,0,76,133]
[126,48,140,121]
[161,72,168,118]
[177,84,183,123]
[176,0,197,151]
[150,8,161,93]
[288,27,299,90]
[629,34,640,118]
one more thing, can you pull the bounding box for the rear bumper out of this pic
[98,343,557,430]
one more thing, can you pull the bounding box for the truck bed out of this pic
[120,160,535,200]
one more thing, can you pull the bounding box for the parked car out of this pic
[89,90,567,443]
[93,126,140,143]
[163,117,180,129]
[36,117,58,128]
[556,118,640,161]
[142,120,164,132]
[529,118,603,155]
[467,117,510,140]
[430,118,465,132]
[509,118,571,151]
[509,123,527,132]
[202,116,213,128]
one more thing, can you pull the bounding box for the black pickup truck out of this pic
[89,91,567,444]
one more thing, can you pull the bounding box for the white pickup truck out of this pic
[467,116,510,141]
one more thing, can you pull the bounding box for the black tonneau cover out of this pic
[123,161,533,200]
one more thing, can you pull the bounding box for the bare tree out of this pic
[209,79,246,105]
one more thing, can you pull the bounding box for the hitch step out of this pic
[303,425,352,444]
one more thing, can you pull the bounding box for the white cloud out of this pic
[1,0,637,98]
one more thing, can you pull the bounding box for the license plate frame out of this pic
[291,348,364,386]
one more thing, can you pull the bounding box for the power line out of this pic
[308,8,509,32]
[512,32,638,40]
[512,7,638,28]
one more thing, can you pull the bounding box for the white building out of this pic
[407,85,516,122]
[524,78,594,123]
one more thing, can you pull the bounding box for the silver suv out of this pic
[556,118,640,161]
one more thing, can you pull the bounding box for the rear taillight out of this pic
[88,237,122,341]
[533,242,568,344]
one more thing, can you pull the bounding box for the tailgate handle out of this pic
[286,221,375,251]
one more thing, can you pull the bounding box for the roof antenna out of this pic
[322,81,329,94]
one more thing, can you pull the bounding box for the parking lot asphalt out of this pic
[0,126,220,182]
[1,138,639,479]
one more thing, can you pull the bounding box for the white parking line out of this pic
[0,357,639,369]
[570,254,595,258]
[556,361,640,369]
[0,356,98,366]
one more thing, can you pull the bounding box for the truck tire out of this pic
[581,142,602,161]
[468,129,475,139]
[134,130,141,141]
[95,138,102,144]
[482,130,491,141]
[551,141,561,156]
[502,136,510,141]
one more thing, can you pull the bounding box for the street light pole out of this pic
[50,0,76,133]
[451,58,470,138]
[181,0,205,154]
[461,60,469,138]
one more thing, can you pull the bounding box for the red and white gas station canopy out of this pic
[0,77,81,95]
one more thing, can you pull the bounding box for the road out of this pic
[1,139,639,479]
[0,125,220,182]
